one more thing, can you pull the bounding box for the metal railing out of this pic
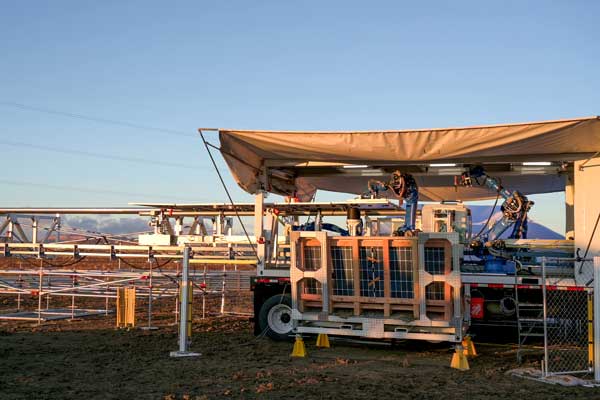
[0,255,255,323]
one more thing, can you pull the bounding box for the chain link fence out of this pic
[543,260,592,376]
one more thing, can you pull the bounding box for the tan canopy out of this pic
[215,117,600,201]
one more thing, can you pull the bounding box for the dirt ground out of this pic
[1,311,599,400]
[0,253,598,399]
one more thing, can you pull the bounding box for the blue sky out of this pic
[1,1,598,234]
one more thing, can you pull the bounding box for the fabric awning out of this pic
[215,116,600,201]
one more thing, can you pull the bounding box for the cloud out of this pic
[62,216,150,235]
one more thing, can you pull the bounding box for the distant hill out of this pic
[469,205,563,239]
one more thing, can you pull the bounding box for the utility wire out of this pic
[0,101,215,198]
[199,130,258,260]
[0,139,201,170]
[0,100,195,138]
[0,179,201,202]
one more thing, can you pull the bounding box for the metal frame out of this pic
[0,214,61,244]
[289,230,465,342]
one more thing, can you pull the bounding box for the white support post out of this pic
[7,220,13,241]
[594,256,600,381]
[174,217,184,237]
[56,215,61,243]
[574,158,600,285]
[220,264,226,315]
[170,246,200,358]
[215,213,224,236]
[255,193,266,274]
[37,259,43,325]
[264,211,276,264]
[565,173,575,239]
[225,217,233,236]
[269,213,279,264]
[31,217,38,244]
[315,209,322,231]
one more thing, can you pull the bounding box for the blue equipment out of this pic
[292,221,349,236]
[460,166,534,274]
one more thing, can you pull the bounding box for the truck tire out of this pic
[258,294,293,341]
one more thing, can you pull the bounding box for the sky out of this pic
[1,1,598,235]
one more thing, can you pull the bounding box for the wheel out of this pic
[258,294,293,341]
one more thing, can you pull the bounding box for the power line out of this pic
[0,100,197,138]
[0,179,202,202]
[0,139,201,170]
[199,130,258,260]
[0,101,217,202]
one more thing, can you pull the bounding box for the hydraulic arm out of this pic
[365,171,419,236]
[461,166,534,241]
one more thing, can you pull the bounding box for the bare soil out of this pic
[1,257,598,399]
[1,313,599,400]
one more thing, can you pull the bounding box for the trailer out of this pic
[213,117,600,345]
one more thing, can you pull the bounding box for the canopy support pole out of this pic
[170,246,200,358]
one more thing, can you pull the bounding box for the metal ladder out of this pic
[515,274,545,363]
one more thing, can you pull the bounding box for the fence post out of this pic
[170,246,200,358]
[221,264,226,315]
[141,260,157,331]
[542,257,549,376]
[594,257,600,381]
